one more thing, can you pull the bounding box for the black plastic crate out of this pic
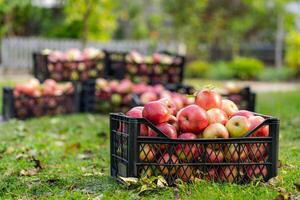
[223,87,256,112]
[33,52,107,82]
[110,113,279,185]
[81,79,138,113]
[2,84,81,120]
[105,51,185,85]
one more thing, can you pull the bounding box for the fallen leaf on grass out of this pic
[83,172,104,177]
[77,150,94,160]
[20,168,40,176]
[54,141,65,146]
[92,194,103,200]
[119,177,139,186]
[119,175,168,195]
[5,146,15,154]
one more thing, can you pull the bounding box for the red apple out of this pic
[139,144,156,162]
[168,115,179,131]
[226,116,251,138]
[126,106,148,136]
[206,108,228,125]
[140,91,157,105]
[221,99,239,117]
[205,148,224,163]
[172,95,184,111]
[175,133,197,161]
[148,123,177,139]
[203,123,229,139]
[219,166,239,183]
[195,89,222,110]
[142,101,170,124]
[177,104,209,134]
[159,98,177,115]
[249,116,269,137]
[116,79,133,94]
[158,153,179,175]
[232,110,254,118]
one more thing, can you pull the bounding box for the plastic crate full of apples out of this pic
[33,48,106,82]
[2,78,79,120]
[110,88,279,185]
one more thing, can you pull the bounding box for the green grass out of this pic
[0,88,300,199]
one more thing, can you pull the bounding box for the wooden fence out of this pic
[0,37,185,70]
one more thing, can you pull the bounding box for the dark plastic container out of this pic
[110,113,279,185]
[105,51,185,85]
[2,84,81,120]
[33,52,107,82]
[224,87,256,112]
[81,79,138,113]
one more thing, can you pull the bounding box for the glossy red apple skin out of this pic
[142,101,170,124]
[207,108,228,125]
[140,91,157,105]
[203,123,229,139]
[159,98,177,115]
[158,153,179,175]
[126,106,148,136]
[148,123,177,139]
[177,104,209,134]
[195,89,222,110]
[232,110,254,118]
[175,133,197,161]
[168,115,179,131]
[221,99,239,117]
[226,116,251,138]
[249,116,269,137]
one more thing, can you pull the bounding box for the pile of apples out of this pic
[125,88,269,182]
[42,48,105,81]
[13,79,75,119]
[95,78,189,113]
[124,51,182,84]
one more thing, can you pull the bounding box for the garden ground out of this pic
[0,78,299,199]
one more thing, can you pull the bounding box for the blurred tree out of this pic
[162,0,294,59]
[61,0,118,45]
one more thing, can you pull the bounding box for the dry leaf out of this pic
[20,168,40,176]
[119,176,139,186]
[92,195,103,200]
[5,147,15,154]
[77,150,94,160]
